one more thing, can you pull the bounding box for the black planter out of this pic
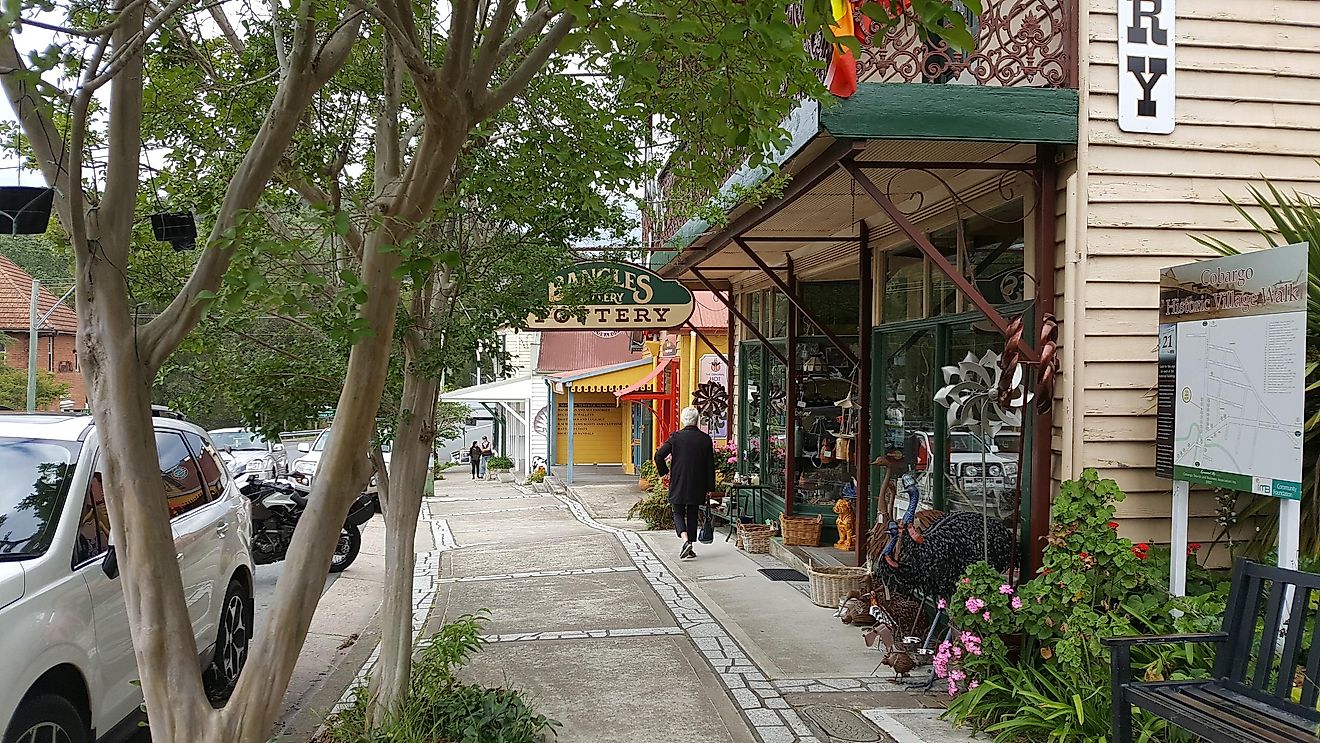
[0,186,53,235]
[150,212,197,250]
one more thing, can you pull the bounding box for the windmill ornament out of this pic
[934,350,1032,564]
[693,380,729,429]
[933,349,1031,439]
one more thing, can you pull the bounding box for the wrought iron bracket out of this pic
[692,268,789,366]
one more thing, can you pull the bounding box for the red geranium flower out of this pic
[1108,521,1119,529]
[1188,542,1202,554]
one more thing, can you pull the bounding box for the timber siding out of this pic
[1076,1,1320,539]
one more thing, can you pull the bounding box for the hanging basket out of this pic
[0,186,53,235]
[737,523,772,554]
[808,565,870,608]
[150,212,197,250]
[780,514,823,547]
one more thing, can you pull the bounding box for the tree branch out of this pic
[442,0,478,87]
[140,7,361,373]
[207,4,245,52]
[479,11,574,120]
[347,0,432,80]
[470,0,519,90]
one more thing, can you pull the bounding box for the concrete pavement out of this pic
[414,476,978,743]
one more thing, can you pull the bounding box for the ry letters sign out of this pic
[527,261,696,330]
[1118,0,1175,134]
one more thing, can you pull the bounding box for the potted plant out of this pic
[637,458,658,491]
[488,455,515,482]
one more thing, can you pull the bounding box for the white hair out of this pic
[680,406,700,427]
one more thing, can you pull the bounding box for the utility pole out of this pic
[26,279,38,412]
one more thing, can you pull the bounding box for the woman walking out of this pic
[468,441,482,480]
[654,406,715,559]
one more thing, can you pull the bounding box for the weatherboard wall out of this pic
[1074,0,1320,542]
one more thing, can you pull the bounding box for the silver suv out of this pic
[0,414,254,743]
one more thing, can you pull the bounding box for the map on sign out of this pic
[1171,312,1305,499]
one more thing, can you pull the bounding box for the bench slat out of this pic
[1304,604,1320,710]
[1226,572,1263,682]
[1255,579,1288,690]
[1129,683,1319,743]
[1274,586,1310,699]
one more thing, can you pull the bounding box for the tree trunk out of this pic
[368,370,440,723]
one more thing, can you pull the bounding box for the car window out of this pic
[312,431,329,452]
[183,431,228,500]
[75,468,111,565]
[157,431,210,518]
[0,438,79,559]
[210,430,266,451]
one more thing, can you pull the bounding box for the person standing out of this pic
[654,406,715,559]
[468,441,482,480]
[479,436,494,480]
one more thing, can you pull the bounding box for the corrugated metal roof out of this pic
[688,292,728,330]
[535,331,639,373]
[0,255,77,333]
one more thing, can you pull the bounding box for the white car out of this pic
[895,430,1019,518]
[209,427,288,480]
[0,414,254,743]
[291,430,433,496]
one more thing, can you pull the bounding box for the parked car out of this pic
[892,430,1019,518]
[0,414,254,743]
[290,430,434,497]
[209,427,288,480]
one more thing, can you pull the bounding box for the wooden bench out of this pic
[1103,559,1320,743]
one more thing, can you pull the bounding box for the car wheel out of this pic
[203,578,252,704]
[2,694,88,743]
[328,525,362,573]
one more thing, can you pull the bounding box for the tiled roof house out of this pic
[0,255,84,410]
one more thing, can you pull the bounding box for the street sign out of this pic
[527,261,695,330]
[1157,243,1308,592]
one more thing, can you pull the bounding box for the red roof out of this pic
[535,331,639,373]
[0,255,77,333]
[688,292,728,330]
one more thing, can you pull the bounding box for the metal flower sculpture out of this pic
[693,380,729,421]
[933,350,1030,438]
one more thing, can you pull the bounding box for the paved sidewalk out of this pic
[417,477,976,742]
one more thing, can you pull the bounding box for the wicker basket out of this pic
[808,565,871,608]
[780,514,823,547]
[738,523,773,554]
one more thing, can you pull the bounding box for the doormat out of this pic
[758,568,808,582]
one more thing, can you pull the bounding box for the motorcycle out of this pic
[239,477,376,573]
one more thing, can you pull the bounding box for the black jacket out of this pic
[654,425,716,506]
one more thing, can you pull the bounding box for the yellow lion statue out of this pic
[833,498,855,552]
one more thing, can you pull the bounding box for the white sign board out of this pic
[1157,243,1308,592]
[1118,0,1176,134]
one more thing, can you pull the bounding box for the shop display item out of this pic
[808,565,871,608]
[780,513,823,546]
[883,649,917,680]
[872,510,1013,601]
[833,498,856,551]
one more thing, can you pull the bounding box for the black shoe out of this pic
[680,541,695,559]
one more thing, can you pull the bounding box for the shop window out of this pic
[770,292,788,338]
[792,338,860,508]
[800,281,860,337]
[749,292,763,336]
[883,249,924,322]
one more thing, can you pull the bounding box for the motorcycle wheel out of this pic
[329,524,362,573]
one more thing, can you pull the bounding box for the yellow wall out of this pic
[554,392,628,465]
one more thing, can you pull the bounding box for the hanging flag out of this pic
[824,0,858,98]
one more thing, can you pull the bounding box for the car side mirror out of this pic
[102,545,119,580]
[298,442,311,453]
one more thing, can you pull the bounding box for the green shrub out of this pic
[323,613,558,742]
[941,469,1228,742]
[627,485,674,530]
[637,458,658,484]
[488,455,515,471]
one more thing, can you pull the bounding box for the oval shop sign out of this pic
[526,261,695,330]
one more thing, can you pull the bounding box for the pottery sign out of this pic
[527,261,695,330]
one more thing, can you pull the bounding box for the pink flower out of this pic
[952,646,962,658]
[998,584,1013,595]
[1011,596,1023,610]
[982,611,991,621]
[937,598,947,610]
[950,670,966,682]
[969,680,979,689]
[961,577,971,584]
[947,679,959,697]
[964,597,986,614]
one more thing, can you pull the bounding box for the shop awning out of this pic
[440,375,536,404]
[547,358,652,394]
[615,356,676,400]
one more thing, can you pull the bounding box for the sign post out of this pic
[1157,243,1308,594]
